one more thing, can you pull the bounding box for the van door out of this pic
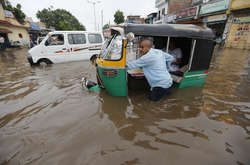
[44,33,69,63]
[87,33,103,57]
[67,33,90,61]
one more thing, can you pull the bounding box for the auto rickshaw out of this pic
[91,24,215,97]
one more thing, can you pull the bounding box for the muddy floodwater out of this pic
[0,48,249,165]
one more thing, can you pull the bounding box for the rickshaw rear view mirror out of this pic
[126,32,135,41]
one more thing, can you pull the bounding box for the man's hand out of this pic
[171,61,179,65]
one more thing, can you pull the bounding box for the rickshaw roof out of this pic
[121,24,215,40]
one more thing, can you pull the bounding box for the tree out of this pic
[36,8,86,31]
[12,4,26,24]
[103,24,109,30]
[2,2,26,24]
[114,10,124,25]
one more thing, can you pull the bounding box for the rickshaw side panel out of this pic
[178,39,215,88]
[97,67,127,96]
[190,39,215,72]
[178,70,208,88]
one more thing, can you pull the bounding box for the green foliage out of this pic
[114,10,124,25]
[36,8,86,31]
[2,2,26,24]
[103,24,109,30]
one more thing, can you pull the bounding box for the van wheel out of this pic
[38,59,51,66]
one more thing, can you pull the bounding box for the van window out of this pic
[45,34,64,46]
[68,34,86,44]
[88,34,102,44]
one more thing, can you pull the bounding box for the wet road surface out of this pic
[0,48,249,165]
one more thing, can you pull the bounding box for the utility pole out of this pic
[101,10,103,31]
[87,0,101,31]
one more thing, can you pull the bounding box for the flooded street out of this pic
[0,48,249,165]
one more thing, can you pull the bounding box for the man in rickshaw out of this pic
[168,41,183,73]
[126,39,175,102]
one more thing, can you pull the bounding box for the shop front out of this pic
[164,14,176,24]
[224,0,250,49]
[200,0,231,40]
[226,11,250,49]
[203,14,227,39]
[0,28,11,50]
[146,12,157,24]
[28,22,40,44]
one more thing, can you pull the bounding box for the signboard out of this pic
[127,21,140,24]
[203,14,227,23]
[200,0,230,15]
[233,16,250,23]
[175,6,199,20]
[164,14,176,23]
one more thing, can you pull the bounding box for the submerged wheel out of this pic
[38,59,52,66]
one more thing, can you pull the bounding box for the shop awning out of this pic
[0,28,12,33]
[29,22,40,31]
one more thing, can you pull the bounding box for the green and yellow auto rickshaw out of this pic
[92,24,215,97]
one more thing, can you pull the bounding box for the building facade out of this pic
[154,0,249,49]
[168,0,192,14]
[126,15,145,24]
[0,4,30,49]
[0,4,11,50]
[155,0,169,24]
[145,12,157,24]
[225,0,250,49]
[155,0,194,24]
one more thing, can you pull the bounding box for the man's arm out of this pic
[163,52,175,70]
[126,58,146,70]
[164,52,175,65]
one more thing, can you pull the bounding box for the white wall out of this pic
[7,26,30,45]
[155,0,168,22]
[0,4,5,20]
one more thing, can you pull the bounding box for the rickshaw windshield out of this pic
[100,35,123,60]
[99,36,114,57]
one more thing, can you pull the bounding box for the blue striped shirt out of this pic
[127,48,174,89]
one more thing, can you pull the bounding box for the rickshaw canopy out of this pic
[122,24,215,40]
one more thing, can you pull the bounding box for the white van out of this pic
[27,31,104,65]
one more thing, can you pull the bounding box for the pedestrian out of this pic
[126,39,174,102]
[30,39,34,48]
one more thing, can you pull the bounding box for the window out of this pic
[45,34,64,46]
[88,34,103,44]
[18,33,23,38]
[162,8,165,16]
[104,35,122,60]
[68,34,86,45]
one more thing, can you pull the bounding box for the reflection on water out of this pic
[203,49,250,134]
[0,48,249,165]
